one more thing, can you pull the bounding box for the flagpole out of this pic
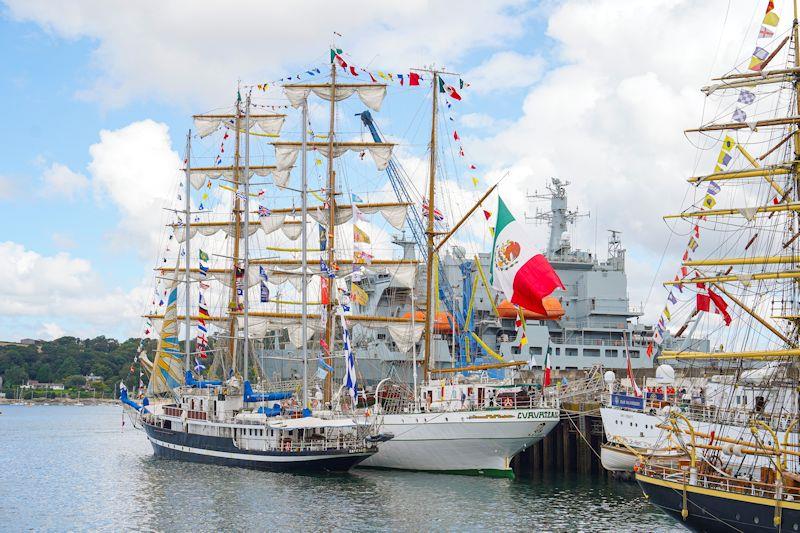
[242,93,251,384]
[301,97,309,409]
[184,130,192,377]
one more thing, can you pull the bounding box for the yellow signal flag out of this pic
[351,283,368,306]
[519,332,528,346]
[471,176,479,187]
[663,307,672,321]
[315,158,322,166]
[763,11,779,27]
[722,135,735,152]
[703,194,717,209]
[489,226,495,237]
[353,225,371,244]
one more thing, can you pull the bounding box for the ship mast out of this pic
[661,3,800,360]
[183,131,192,376]
[242,94,251,382]
[324,60,337,402]
[228,92,243,376]
[421,70,439,380]
[300,97,310,407]
[791,0,800,346]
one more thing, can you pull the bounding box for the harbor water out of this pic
[1,405,683,531]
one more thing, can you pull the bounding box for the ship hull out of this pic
[358,408,559,478]
[637,473,800,532]
[143,421,373,473]
[600,407,794,474]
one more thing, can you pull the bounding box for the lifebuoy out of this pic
[502,397,514,408]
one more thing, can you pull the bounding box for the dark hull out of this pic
[143,422,374,473]
[637,474,800,532]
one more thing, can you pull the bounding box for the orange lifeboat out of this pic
[401,311,456,333]
[496,298,564,320]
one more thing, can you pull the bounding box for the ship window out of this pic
[585,349,600,357]
[630,350,640,358]
[377,333,386,340]
[606,350,619,358]
[530,347,542,355]
[511,345,521,355]
[565,348,578,357]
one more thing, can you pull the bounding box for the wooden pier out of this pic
[512,401,607,477]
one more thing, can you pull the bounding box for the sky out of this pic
[0,0,782,341]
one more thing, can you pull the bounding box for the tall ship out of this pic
[626,1,800,530]
[120,85,386,472]
[124,50,561,477]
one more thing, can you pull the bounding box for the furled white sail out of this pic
[193,115,285,139]
[283,85,387,112]
[387,323,425,353]
[274,143,395,171]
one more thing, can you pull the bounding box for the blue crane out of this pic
[357,111,466,354]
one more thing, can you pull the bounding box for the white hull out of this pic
[600,444,638,472]
[359,408,560,476]
[600,443,686,472]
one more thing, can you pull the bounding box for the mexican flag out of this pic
[490,196,565,315]
[543,345,552,387]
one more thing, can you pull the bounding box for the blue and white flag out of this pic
[341,315,358,406]
[194,358,206,373]
[260,282,270,303]
[738,89,755,105]
[316,355,333,380]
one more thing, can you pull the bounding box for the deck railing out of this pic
[639,463,800,501]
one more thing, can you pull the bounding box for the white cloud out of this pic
[39,322,65,340]
[0,241,144,335]
[40,162,89,199]
[88,119,182,256]
[464,51,545,93]
[460,113,496,129]
[5,0,530,107]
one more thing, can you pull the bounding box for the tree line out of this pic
[0,336,156,395]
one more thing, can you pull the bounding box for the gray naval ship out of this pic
[254,178,706,385]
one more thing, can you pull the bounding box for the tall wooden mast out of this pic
[228,93,242,375]
[792,0,800,343]
[422,71,439,380]
[324,60,338,401]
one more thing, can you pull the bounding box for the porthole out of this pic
[735,513,740,521]
[792,523,798,531]
[754,517,760,524]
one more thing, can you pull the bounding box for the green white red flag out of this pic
[490,196,565,316]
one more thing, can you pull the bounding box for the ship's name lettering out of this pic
[517,411,558,420]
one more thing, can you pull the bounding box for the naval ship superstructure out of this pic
[256,178,680,384]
